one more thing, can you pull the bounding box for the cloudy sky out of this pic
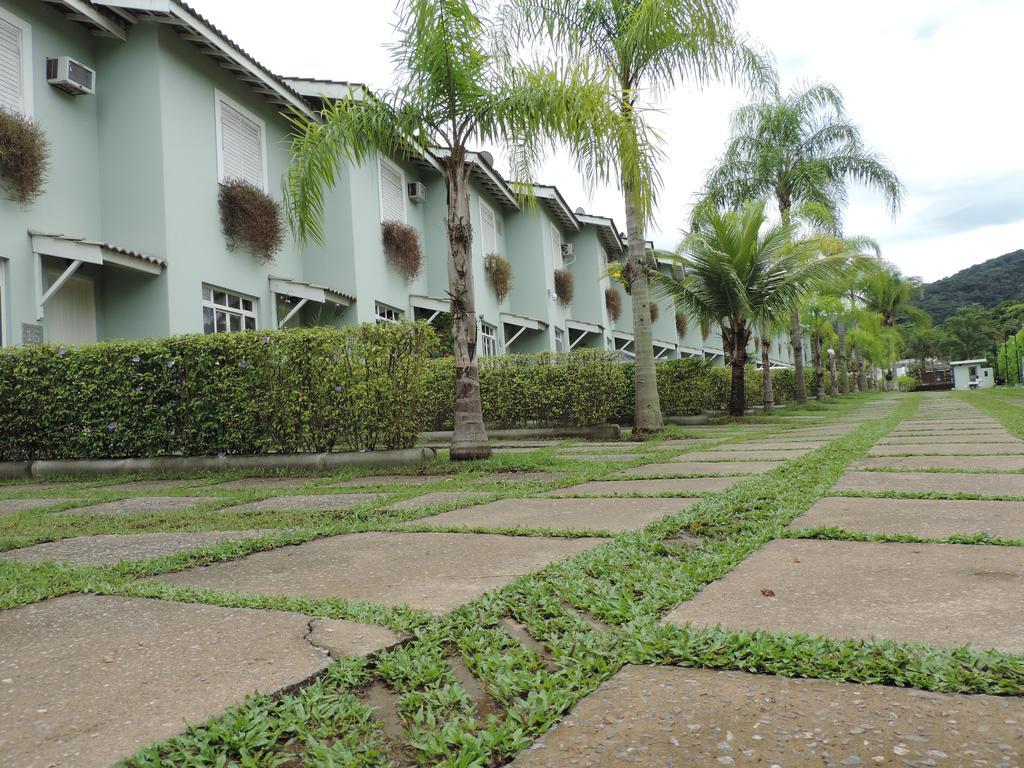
[190,0,1024,282]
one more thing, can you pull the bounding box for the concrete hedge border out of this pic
[0,324,438,461]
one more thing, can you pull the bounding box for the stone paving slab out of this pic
[0,530,274,565]
[834,471,1024,496]
[570,453,646,462]
[679,450,807,461]
[788,496,1024,539]
[472,471,569,484]
[870,443,1024,456]
[333,474,447,487]
[96,479,201,492]
[61,496,209,516]
[664,539,1024,653]
[0,594,402,768]
[156,532,604,614]
[405,497,693,533]
[710,441,825,450]
[879,433,1021,444]
[305,617,408,658]
[0,498,82,515]
[545,478,739,496]
[508,664,1024,768]
[214,477,322,490]
[852,455,1024,471]
[223,493,382,512]
[890,428,1010,437]
[389,491,492,510]
[615,461,779,476]
[0,482,82,494]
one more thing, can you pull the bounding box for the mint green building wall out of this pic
[565,226,611,350]
[466,181,509,340]
[503,205,551,353]
[0,0,103,344]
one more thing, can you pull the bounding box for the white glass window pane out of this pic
[202,285,213,301]
[245,316,256,330]
[227,293,241,310]
[215,311,229,333]
[203,306,215,334]
[242,298,253,312]
[214,291,227,306]
[229,313,241,332]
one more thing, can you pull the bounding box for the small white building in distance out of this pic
[950,359,995,390]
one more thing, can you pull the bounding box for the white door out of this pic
[47,272,97,345]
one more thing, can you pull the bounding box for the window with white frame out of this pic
[554,326,565,353]
[215,91,267,191]
[202,285,257,334]
[379,156,406,223]
[480,201,497,254]
[550,224,563,267]
[375,302,403,324]
[480,321,498,356]
[0,8,32,116]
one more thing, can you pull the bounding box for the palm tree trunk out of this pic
[790,308,807,404]
[622,177,663,436]
[858,355,868,392]
[829,348,839,396]
[761,337,773,413]
[813,332,825,400]
[837,319,849,394]
[445,153,490,460]
[727,325,748,417]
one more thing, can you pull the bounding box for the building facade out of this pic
[0,0,799,367]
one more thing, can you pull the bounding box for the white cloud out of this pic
[190,0,1024,281]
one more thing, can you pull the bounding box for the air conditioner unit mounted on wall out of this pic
[46,57,96,95]
[407,181,426,203]
[560,242,575,262]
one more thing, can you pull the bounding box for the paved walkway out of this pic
[521,393,1024,766]
[3,394,1022,766]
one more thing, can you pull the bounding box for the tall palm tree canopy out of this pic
[508,0,773,225]
[702,81,904,223]
[860,263,925,327]
[286,0,618,245]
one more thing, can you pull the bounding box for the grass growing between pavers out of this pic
[18,392,1022,768]
[786,526,1024,548]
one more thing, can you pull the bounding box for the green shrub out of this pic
[897,375,919,392]
[420,350,628,430]
[0,324,437,460]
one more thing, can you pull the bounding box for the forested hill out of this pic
[918,249,1024,323]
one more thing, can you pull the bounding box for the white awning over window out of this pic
[269,276,354,328]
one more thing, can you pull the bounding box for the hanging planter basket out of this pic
[381,220,423,281]
[484,253,512,302]
[605,287,623,322]
[675,311,688,337]
[553,268,574,307]
[218,179,284,261]
[0,108,49,205]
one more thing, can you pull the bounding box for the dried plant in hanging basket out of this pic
[484,253,512,302]
[649,301,660,323]
[381,220,423,281]
[553,268,574,307]
[219,179,284,261]
[605,286,623,322]
[0,108,49,205]
[675,311,688,337]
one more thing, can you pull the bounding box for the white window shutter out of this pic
[220,101,264,189]
[481,203,496,254]
[0,17,23,115]
[380,159,405,222]
[550,224,562,265]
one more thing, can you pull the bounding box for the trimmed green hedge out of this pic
[0,324,437,460]
[420,351,629,430]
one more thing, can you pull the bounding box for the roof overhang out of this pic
[283,78,367,103]
[652,339,678,350]
[500,312,547,331]
[86,0,318,120]
[269,277,354,306]
[526,185,580,231]
[422,150,518,209]
[410,295,450,314]
[566,319,603,336]
[950,359,989,366]
[43,0,127,39]
[577,214,625,256]
[31,231,165,274]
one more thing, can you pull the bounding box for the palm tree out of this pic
[701,81,903,404]
[506,0,773,436]
[653,200,851,416]
[285,0,615,459]
[860,263,926,388]
[802,294,842,400]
